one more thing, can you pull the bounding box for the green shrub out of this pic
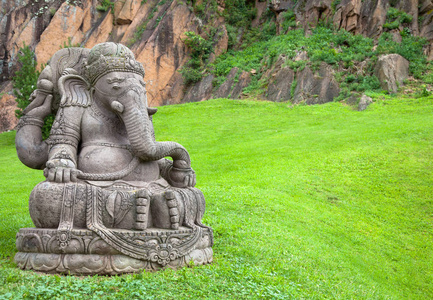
[13,45,40,119]
[179,31,213,85]
[281,10,297,32]
[96,0,114,12]
[383,7,413,30]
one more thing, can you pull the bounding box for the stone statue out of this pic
[14,43,213,275]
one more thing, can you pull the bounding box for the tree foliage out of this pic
[13,44,40,119]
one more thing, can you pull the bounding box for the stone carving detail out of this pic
[14,43,213,275]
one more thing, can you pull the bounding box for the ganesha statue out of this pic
[14,43,213,275]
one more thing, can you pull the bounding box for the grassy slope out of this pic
[0,96,432,299]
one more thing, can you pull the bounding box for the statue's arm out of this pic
[44,106,84,183]
[158,158,196,188]
[15,66,54,170]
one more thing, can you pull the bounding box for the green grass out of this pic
[1,96,433,298]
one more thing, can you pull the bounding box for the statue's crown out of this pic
[84,42,145,84]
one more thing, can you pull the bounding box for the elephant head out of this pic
[56,42,191,170]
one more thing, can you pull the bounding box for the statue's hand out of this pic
[168,166,196,188]
[44,159,78,183]
[23,91,53,118]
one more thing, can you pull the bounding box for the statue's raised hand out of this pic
[168,166,196,188]
[23,91,53,118]
[44,159,78,183]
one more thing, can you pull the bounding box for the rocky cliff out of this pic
[1,0,432,131]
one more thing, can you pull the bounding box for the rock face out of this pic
[0,92,18,132]
[374,54,409,93]
[0,0,228,110]
[293,63,340,105]
[214,67,238,99]
[1,0,433,132]
[266,67,295,102]
[183,75,214,103]
[231,71,252,99]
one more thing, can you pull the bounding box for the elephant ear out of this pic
[58,73,91,108]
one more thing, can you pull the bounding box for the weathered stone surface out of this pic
[214,67,239,99]
[269,0,293,13]
[293,63,340,104]
[333,0,361,33]
[15,228,213,275]
[114,0,141,25]
[35,3,87,67]
[231,71,251,99]
[374,54,409,93]
[266,67,295,102]
[0,88,18,132]
[3,0,433,130]
[303,0,333,29]
[134,2,198,106]
[15,42,213,275]
[183,75,214,102]
[358,94,372,111]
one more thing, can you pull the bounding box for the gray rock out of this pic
[231,71,251,99]
[214,67,238,99]
[293,63,340,104]
[374,54,409,93]
[183,74,214,102]
[358,94,372,111]
[266,66,295,102]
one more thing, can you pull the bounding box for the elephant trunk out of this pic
[120,89,191,169]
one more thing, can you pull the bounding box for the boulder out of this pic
[231,71,251,99]
[214,67,238,99]
[293,63,340,105]
[358,94,372,111]
[374,54,409,93]
[266,66,295,102]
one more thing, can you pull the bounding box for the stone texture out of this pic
[15,228,213,275]
[358,94,372,111]
[134,2,198,106]
[293,63,340,104]
[214,67,238,99]
[374,54,409,93]
[2,0,433,130]
[0,90,18,132]
[183,75,215,102]
[14,43,213,275]
[231,71,251,99]
[266,67,295,102]
[303,0,333,29]
[333,0,362,33]
[35,3,87,67]
[114,0,141,25]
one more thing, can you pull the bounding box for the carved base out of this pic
[15,227,213,275]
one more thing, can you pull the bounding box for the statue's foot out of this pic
[150,190,180,230]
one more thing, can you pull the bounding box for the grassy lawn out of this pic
[0,95,432,299]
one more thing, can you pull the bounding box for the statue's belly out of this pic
[78,146,160,182]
